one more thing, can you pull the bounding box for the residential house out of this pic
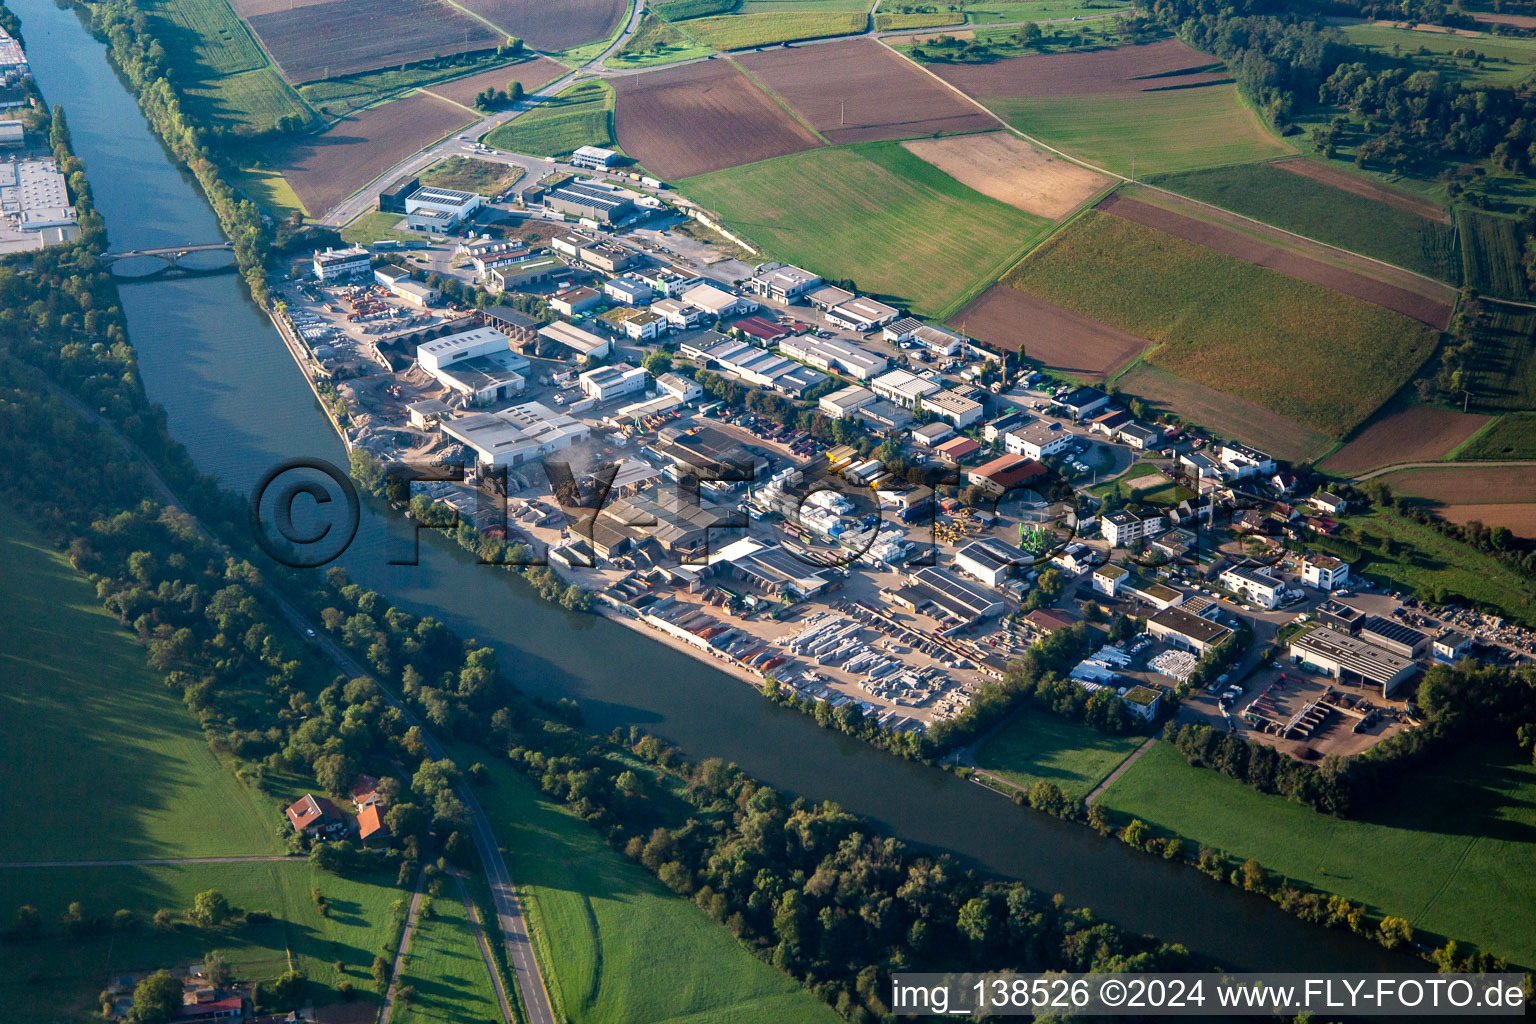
[1301,554,1350,591]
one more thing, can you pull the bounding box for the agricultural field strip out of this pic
[47,387,558,1024]
[0,855,300,868]
[1126,178,1461,298]
[1350,458,1536,481]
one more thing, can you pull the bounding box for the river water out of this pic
[14,0,1420,973]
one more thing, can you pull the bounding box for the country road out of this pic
[43,380,557,1024]
[378,866,430,1024]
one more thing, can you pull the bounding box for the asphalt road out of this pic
[45,381,556,1024]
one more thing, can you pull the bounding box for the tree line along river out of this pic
[10,0,1421,976]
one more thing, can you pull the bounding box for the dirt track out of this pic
[739,38,994,144]
[1323,404,1490,475]
[953,284,1148,380]
[1099,193,1454,328]
[613,60,824,180]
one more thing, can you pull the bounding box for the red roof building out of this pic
[179,996,243,1020]
[348,774,381,809]
[731,315,790,342]
[284,794,341,834]
[966,453,1048,494]
[934,436,982,463]
[357,803,390,846]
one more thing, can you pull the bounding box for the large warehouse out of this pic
[1289,626,1418,696]
[441,401,591,468]
[404,186,482,229]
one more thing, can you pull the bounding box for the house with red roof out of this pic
[284,794,343,837]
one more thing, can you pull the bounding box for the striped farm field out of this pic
[681,141,1052,317]
[1150,160,1459,283]
[1457,208,1530,300]
[926,39,1293,176]
[681,10,866,49]
[1005,211,1440,438]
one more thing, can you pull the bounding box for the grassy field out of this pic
[985,85,1292,177]
[1335,507,1536,623]
[0,859,405,1020]
[972,711,1145,800]
[1342,22,1536,87]
[232,165,307,218]
[951,0,1131,22]
[392,890,502,1024]
[0,519,282,863]
[468,752,840,1024]
[1149,162,1458,282]
[147,0,315,135]
[421,155,524,195]
[1456,208,1530,300]
[1455,412,1536,460]
[339,209,425,245]
[1100,740,1536,968]
[1465,306,1536,411]
[611,13,715,67]
[1007,211,1439,437]
[299,52,523,119]
[485,80,615,158]
[683,10,866,48]
[1084,460,1165,499]
[681,141,1051,317]
[874,10,965,30]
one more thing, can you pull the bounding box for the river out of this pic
[13,0,1419,974]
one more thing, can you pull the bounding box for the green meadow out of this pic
[485,80,616,158]
[973,712,1145,800]
[1100,740,1536,969]
[681,141,1051,317]
[469,753,840,1024]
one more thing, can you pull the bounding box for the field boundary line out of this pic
[378,864,429,1024]
[438,0,518,41]
[1447,416,1504,461]
[1084,736,1156,806]
[1409,833,1484,930]
[418,87,483,116]
[723,56,831,145]
[1351,457,1536,481]
[0,855,300,868]
[452,869,517,1024]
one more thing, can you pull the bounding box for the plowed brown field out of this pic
[1099,193,1453,328]
[738,38,994,144]
[613,60,824,180]
[900,132,1110,219]
[273,91,474,214]
[952,285,1148,381]
[428,56,565,106]
[248,0,501,82]
[1323,404,1491,475]
[929,37,1228,99]
[453,0,627,51]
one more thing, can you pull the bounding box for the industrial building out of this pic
[312,245,372,281]
[1301,554,1350,591]
[870,368,941,409]
[778,333,888,380]
[681,335,826,396]
[894,566,1005,625]
[680,281,753,318]
[549,286,603,317]
[657,373,703,403]
[545,179,637,224]
[377,176,419,214]
[883,318,969,356]
[966,454,1047,496]
[404,186,482,228]
[819,385,875,419]
[373,265,439,306]
[537,321,612,362]
[1004,421,1073,460]
[955,539,1026,588]
[603,486,741,556]
[923,388,983,428]
[745,262,822,303]
[416,327,527,405]
[1289,627,1417,696]
[570,145,620,170]
[1358,616,1430,658]
[579,362,649,402]
[1148,606,1233,654]
[0,120,22,148]
[825,296,901,332]
[441,401,591,468]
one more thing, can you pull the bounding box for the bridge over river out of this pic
[98,241,236,278]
